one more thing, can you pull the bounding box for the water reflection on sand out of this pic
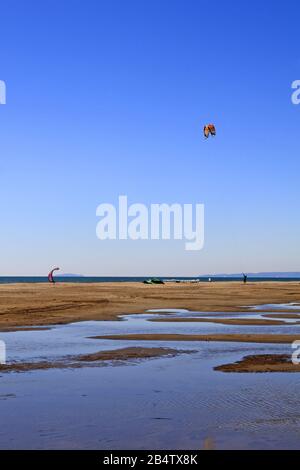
[0,306,300,450]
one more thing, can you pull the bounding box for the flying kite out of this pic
[204,124,216,139]
[48,267,60,284]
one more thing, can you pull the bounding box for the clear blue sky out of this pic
[1,0,299,276]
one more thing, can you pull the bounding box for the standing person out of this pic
[242,273,248,284]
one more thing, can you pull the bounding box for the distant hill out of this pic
[59,273,84,277]
[202,272,300,278]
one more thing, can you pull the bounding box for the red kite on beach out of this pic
[48,267,60,284]
[204,124,216,138]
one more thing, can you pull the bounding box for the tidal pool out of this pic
[0,309,300,450]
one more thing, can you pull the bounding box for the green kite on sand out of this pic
[143,278,165,285]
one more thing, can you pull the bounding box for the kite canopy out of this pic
[48,267,60,283]
[204,124,216,138]
[143,278,165,285]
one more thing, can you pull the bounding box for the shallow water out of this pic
[249,303,300,311]
[1,308,300,450]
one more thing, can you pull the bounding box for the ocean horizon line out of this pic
[1,274,300,284]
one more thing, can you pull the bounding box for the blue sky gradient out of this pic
[1,0,299,275]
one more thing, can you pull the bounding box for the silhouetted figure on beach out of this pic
[242,273,248,284]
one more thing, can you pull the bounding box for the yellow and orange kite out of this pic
[203,124,216,138]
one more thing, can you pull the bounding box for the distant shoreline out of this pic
[1,276,300,285]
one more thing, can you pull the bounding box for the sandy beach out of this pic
[1,281,300,329]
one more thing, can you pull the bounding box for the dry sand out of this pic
[90,333,300,344]
[215,354,300,373]
[1,281,300,329]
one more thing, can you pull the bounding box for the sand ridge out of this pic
[0,347,190,373]
[149,317,299,326]
[90,333,300,344]
[214,354,300,373]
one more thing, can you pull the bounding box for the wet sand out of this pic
[1,281,300,328]
[149,317,298,326]
[91,333,300,344]
[215,354,300,373]
[0,327,52,333]
[0,347,187,373]
[78,347,186,362]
